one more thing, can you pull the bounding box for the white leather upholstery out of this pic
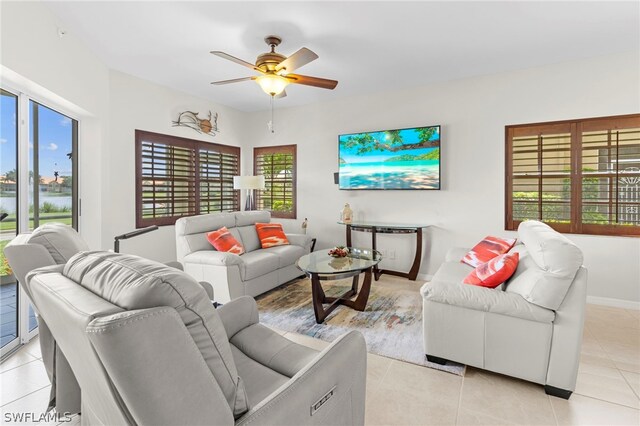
[176,211,314,303]
[422,220,587,396]
[505,221,583,310]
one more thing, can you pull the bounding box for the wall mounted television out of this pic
[338,125,441,190]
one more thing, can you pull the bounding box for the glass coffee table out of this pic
[296,247,382,324]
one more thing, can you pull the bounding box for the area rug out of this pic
[255,275,465,376]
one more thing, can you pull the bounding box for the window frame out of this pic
[135,130,240,228]
[505,113,640,237]
[253,144,297,219]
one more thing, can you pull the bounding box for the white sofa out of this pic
[176,211,313,303]
[421,220,587,399]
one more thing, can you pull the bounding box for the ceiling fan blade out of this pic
[274,90,287,99]
[210,76,255,85]
[276,48,319,74]
[285,73,338,90]
[210,51,263,73]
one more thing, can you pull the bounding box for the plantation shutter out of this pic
[136,130,240,227]
[506,114,640,236]
[254,145,297,219]
[580,117,640,234]
[199,145,240,214]
[507,123,573,232]
[137,137,197,226]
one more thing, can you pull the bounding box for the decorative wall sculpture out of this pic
[172,111,219,136]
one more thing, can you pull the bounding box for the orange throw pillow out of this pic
[463,252,519,288]
[461,236,517,267]
[255,223,289,248]
[206,227,244,255]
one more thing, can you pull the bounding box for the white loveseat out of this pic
[421,220,587,399]
[176,211,313,303]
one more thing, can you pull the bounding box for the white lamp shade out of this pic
[233,175,265,190]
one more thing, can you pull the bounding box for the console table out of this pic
[338,221,428,281]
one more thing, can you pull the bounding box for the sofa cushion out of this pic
[62,251,249,418]
[505,221,583,310]
[256,223,290,249]
[464,252,519,288]
[207,227,245,255]
[461,236,517,267]
[175,213,236,260]
[237,226,262,253]
[263,245,306,268]
[421,279,555,323]
[239,251,279,281]
[28,223,89,264]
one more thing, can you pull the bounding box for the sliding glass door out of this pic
[1,89,19,352]
[0,88,78,357]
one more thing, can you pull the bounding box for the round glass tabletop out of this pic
[296,247,382,275]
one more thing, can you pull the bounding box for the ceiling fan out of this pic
[210,35,338,98]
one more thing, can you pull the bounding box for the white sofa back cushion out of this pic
[175,213,236,261]
[505,221,583,310]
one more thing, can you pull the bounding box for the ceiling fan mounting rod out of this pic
[264,35,282,52]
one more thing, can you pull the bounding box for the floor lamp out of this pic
[233,175,265,211]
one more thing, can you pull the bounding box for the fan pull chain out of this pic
[270,95,275,133]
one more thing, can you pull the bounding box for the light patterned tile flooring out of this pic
[1,304,639,425]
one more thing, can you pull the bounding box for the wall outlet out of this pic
[389,250,396,260]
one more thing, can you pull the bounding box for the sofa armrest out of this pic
[217,296,259,339]
[236,330,367,426]
[183,251,243,266]
[286,233,313,251]
[445,247,470,262]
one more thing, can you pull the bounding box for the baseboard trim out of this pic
[587,296,640,311]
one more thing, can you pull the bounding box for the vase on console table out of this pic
[341,203,353,224]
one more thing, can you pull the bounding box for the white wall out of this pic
[105,71,247,262]
[0,1,109,249]
[245,51,640,305]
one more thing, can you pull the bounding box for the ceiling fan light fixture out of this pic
[256,74,289,96]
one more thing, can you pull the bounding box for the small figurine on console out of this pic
[341,203,353,223]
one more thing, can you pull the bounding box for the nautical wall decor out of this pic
[172,110,219,136]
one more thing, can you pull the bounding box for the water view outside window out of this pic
[0,95,78,348]
[0,89,19,347]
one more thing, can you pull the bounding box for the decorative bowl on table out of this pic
[328,246,349,258]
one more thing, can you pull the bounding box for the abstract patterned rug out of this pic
[256,275,465,376]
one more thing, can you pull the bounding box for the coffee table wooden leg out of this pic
[341,268,372,311]
[351,274,360,294]
[311,273,328,323]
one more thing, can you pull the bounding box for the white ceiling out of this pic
[46,1,639,112]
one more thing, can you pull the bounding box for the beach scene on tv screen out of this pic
[339,126,440,189]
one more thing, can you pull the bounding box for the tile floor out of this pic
[1,304,638,425]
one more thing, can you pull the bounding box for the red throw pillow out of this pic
[206,227,244,255]
[464,252,520,288]
[461,236,517,267]
[255,223,289,248]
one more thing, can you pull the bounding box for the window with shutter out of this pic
[135,130,240,227]
[253,145,296,219]
[506,114,640,236]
